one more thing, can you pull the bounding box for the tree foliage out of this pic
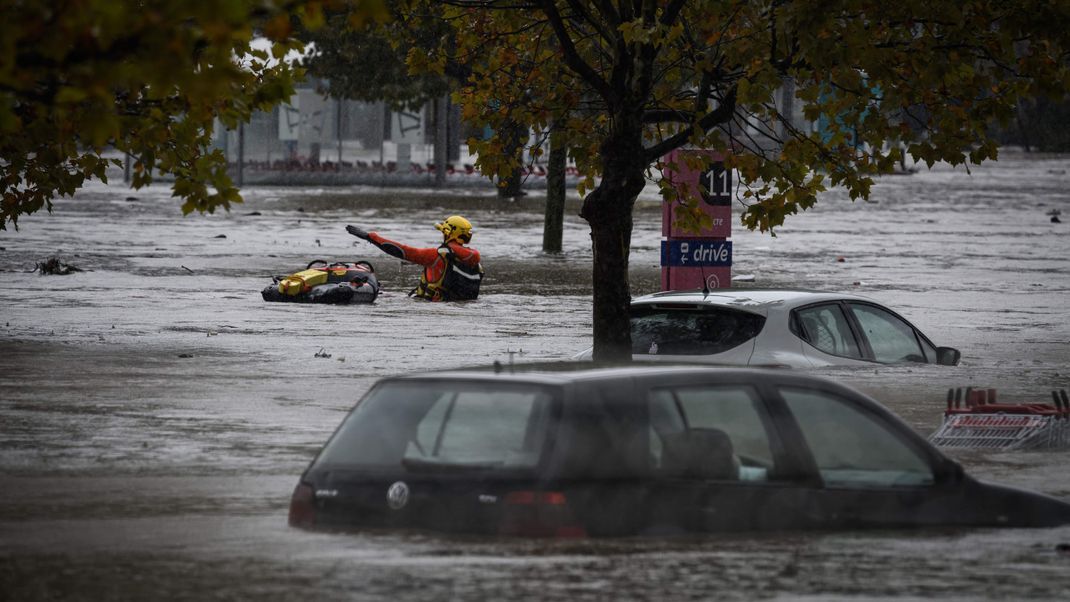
[0,0,388,230]
[400,0,1070,359]
[422,1,1070,228]
[299,6,452,107]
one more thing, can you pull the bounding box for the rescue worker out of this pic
[346,216,484,301]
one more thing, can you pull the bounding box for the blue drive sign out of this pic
[661,239,732,267]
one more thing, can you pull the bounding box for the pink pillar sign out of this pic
[660,149,732,291]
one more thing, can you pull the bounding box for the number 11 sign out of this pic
[701,163,732,206]
[661,149,732,239]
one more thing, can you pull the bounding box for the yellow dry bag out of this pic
[277,269,329,296]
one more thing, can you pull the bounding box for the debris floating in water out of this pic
[35,257,82,275]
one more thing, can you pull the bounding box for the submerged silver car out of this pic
[576,290,960,368]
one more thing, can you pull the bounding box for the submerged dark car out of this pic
[289,364,1070,537]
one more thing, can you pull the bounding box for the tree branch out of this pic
[660,0,687,27]
[642,109,694,123]
[538,0,617,104]
[563,0,616,45]
[591,0,621,26]
[644,86,737,161]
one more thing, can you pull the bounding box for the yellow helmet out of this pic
[434,215,473,243]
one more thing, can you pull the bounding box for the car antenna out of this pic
[699,263,710,298]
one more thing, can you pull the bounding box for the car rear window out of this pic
[631,304,765,355]
[313,381,556,471]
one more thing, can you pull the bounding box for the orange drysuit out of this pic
[366,232,483,301]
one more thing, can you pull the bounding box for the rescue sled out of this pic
[928,387,1070,450]
[262,260,380,304]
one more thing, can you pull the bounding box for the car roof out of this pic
[386,361,836,389]
[630,288,877,315]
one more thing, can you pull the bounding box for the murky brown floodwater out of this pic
[2,151,1069,600]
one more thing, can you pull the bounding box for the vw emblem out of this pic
[386,481,410,510]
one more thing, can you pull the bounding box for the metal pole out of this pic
[379,102,386,168]
[434,95,447,186]
[337,98,343,166]
[779,76,795,141]
[237,123,245,188]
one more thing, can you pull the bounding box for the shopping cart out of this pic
[928,387,1070,450]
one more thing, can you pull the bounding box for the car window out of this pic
[779,387,934,487]
[794,304,863,359]
[648,385,776,482]
[848,303,926,363]
[630,305,765,355]
[559,382,651,479]
[416,390,550,465]
[313,382,555,470]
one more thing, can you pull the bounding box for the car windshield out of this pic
[631,305,765,355]
[312,381,556,472]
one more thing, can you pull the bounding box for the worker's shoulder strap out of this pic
[437,243,483,301]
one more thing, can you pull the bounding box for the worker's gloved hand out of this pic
[346,225,370,240]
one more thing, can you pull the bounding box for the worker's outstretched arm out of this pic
[347,225,439,266]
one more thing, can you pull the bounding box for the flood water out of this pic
[2,151,1069,600]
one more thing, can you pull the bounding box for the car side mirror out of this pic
[943,461,966,483]
[936,346,961,366]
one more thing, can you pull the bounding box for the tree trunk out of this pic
[498,119,527,198]
[583,125,648,362]
[543,127,566,253]
[499,168,524,197]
